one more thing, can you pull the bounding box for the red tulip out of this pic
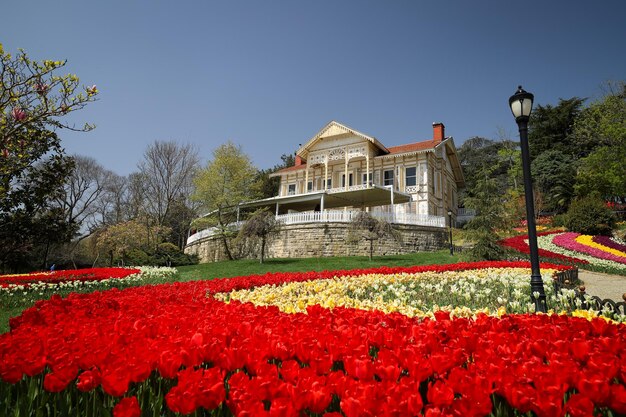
[113,396,141,417]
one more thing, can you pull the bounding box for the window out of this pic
[430,167,435,193]
[307,181,313,192]
[341,173,353,187]
[325,178,332,189]
[288,184,296,195]
[383,170,394,186]
[405,167,416,187]
[362,172,372,185]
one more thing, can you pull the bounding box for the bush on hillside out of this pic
[107,243,198,267]
[151,242,198,267]
[563,195,616,236]
[462,232,508,261]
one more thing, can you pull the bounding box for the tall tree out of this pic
[0,44,97,271]
[137,141,200,228]
[56,155,115,236]
[256,153,297,199]
[193,141,260,260]
[528,97,585,159]
[98,173,129,225]
[458,137,515,203]
[463,164,512,261]
[531,150,576,213]
[573,82,626,202]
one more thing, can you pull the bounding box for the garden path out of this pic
[579,269,626,302]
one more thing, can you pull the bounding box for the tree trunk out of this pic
[217,210,234,261]
[260,237,266,264]
[369,239,373,261]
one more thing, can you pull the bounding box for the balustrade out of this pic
[187,210,446,244]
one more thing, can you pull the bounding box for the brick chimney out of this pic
[433,122,445,143]
[295,155,304,166]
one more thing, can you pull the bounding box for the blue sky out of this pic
[3,1,625,175]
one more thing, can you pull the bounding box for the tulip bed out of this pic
[0,267,178,330]
[0,267,142,288]
[501,232,626,275]
[0,266,177,294]
[1,262,626,417]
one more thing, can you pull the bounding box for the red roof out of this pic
[274,163,307,174]
[386,139,439,155]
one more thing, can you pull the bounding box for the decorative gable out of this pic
[319,123,348,139]
[297,121,388,159]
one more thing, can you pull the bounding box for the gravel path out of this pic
[578,269,626,302]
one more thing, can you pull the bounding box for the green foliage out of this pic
[575,146,626,201]
[463,164,512,261]
[563,195,616,236]
[531,150,576,213]
[571,82,626,152]
[572,86,626,202]
[193,141,261,260]
[0,44,97,271]
[528,97,585,159]
[458,137,519,203]
[149,242,198,267]
[552,213,567,227]
[462,232,507,261]
[256,153,296,199]
[94,223,197,267]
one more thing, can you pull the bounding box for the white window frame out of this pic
[383,169,394,187]
[405,166,417,187]
[341,173,354,187]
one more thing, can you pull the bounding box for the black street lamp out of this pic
[447,210,453,255]
[509,86,547,313]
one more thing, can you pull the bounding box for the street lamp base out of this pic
[530,273,547,313]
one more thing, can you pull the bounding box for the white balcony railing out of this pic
[186,210,445,245]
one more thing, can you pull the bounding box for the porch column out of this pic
[276,203,280,216]
[324,159,328,190]
[366,154,370,186]
[320,194,325,212]
[390,186,395,222]
[344,150,349,191]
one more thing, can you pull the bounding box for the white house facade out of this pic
[241,120,464,222]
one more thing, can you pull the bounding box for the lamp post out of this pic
[509,86,547,313]
[447,210,453,255]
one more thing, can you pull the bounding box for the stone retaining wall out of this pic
[185,222,446,263]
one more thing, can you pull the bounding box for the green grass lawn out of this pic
[0,251,460,333]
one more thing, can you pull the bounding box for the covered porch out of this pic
[187,186,446,246]
[238,184,413,215]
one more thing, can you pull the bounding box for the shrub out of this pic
[552,213,568,227]
[563,195,616,236]
[151,243,198,267]
[125,249,150,265]
[462,232,507,261]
